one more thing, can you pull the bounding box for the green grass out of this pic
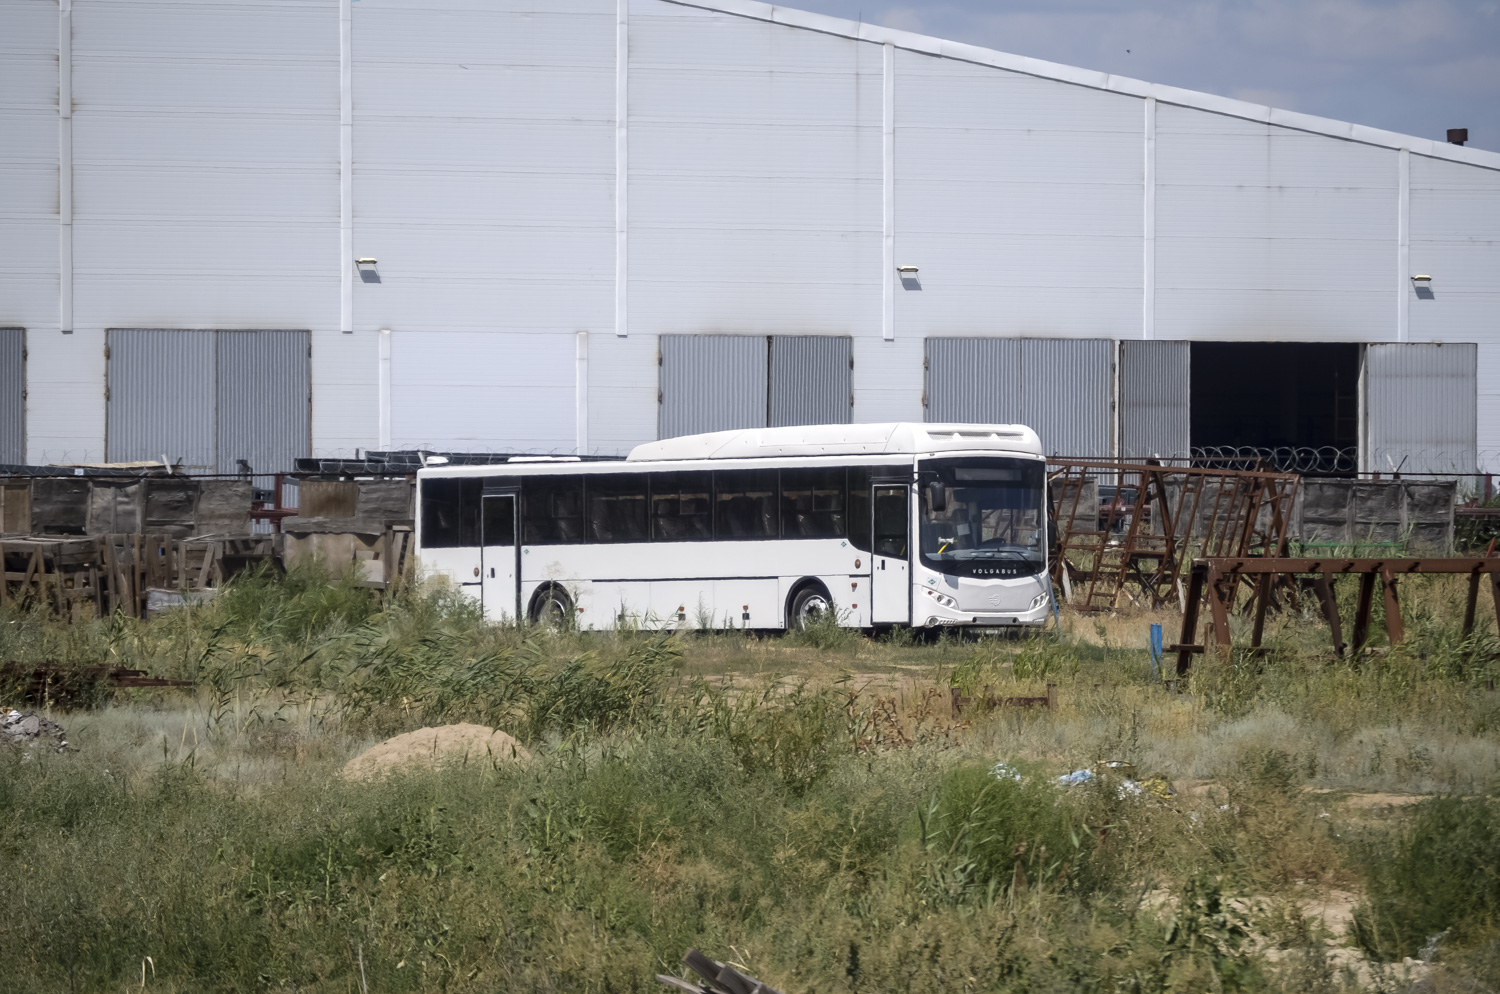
[3,567,1500,991]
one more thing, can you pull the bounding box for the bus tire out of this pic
[528,583,573,628]
[786,581,833,631]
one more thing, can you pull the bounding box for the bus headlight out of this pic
[1030,592,1050,611]
[924,588,959,610]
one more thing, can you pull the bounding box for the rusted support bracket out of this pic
[1351,571,1377,655]
[1381,567,1403,646]
[1176,563,1206,677]
[1312,572,1344,658]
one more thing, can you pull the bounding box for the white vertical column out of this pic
[575,331,589,454]
[1396,147,1410,344]
[377,328,391,448]
[58,0,73,334]
[614,0,628,337]
[881,42,894,342]
[1142,97,1156,341]
[339,0,353,333]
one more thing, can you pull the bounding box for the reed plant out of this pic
[3,564,1500,991]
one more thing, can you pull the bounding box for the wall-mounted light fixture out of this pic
[356,257,380,284]
[1410,274,1432,283]
[897,265,921,291]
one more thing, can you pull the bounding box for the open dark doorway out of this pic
[1190,343,1359,475]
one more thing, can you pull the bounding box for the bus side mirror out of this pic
[927,482,947,512]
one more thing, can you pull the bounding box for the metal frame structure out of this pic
[1173,556,1500,674]
[1048,459,1298,612]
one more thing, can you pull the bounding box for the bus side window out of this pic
[523,475,585,545]
[847,467,871,552]
[873,486,908,558]
[651,472,712,541]
[781,468,845,539]
[713,469,778,539]
[587,474,649,543]
[421,477,480,548]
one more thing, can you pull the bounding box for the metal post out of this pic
[1381,567,1403,646]
[1463,571,1481,638]
[1312,573,1344,657]
[1176,564,1205,677]
[1352,571,1377,655]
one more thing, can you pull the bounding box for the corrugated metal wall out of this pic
[390,331,575,452]
[356,0,613,453]
[2,0,1499,465]
[216,330,309,474]
[769,336,852,427]
[628,4,881,337]
[1409,156,1500,461]
[1155,105,1397,342]
[1366,343,1478,474]
[894,50,1143,341]
[1120,340,1190,459]
[107,329,218,471]
[107,329,310,473]
[660,335,768,439]
[0,329,23,464]
[925,338,1111,457]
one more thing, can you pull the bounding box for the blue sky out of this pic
[792,0,1500,152]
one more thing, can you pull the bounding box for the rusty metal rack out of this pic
[2,661,192,707]
[1172,556,1500,674]
[1048,460,1298,612]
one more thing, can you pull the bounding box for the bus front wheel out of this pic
[529,584,573,628]
[787,582,833,631]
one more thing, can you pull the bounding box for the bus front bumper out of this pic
[916,598,1052,629]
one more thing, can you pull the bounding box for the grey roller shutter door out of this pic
[924,338,1022,424]
[769,335,851,427]
[1120,340,1190,460]
[925,338,1111,457]
[660,335,768,439]
[0,329,22,464]
[108,329,310,473]
[217,330,310,475]
[1366,342,1477,474]
[1021,339,1111,458]
[107,329,218,472]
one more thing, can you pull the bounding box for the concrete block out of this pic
[299,481,358,519]
[196,480,252,535]
[355,480,412,523]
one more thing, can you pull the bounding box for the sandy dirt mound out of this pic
[342,724,530,780]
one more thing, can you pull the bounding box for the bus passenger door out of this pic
[481,492,519,623]
[870,484,910,624]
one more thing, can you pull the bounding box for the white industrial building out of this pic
[2,0,1498,476]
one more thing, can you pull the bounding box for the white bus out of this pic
[414,422,1052,632]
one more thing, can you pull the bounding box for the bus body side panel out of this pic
[519,540,870,630]
[420,546,483,604]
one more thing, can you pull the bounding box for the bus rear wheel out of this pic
[787,583,833,631]
[529,584,573,628]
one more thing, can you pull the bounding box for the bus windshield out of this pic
[918,457,1045,576]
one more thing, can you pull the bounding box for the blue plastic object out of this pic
[1149,623,1163,680]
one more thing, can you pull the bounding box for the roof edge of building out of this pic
[664,0,1500,171]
